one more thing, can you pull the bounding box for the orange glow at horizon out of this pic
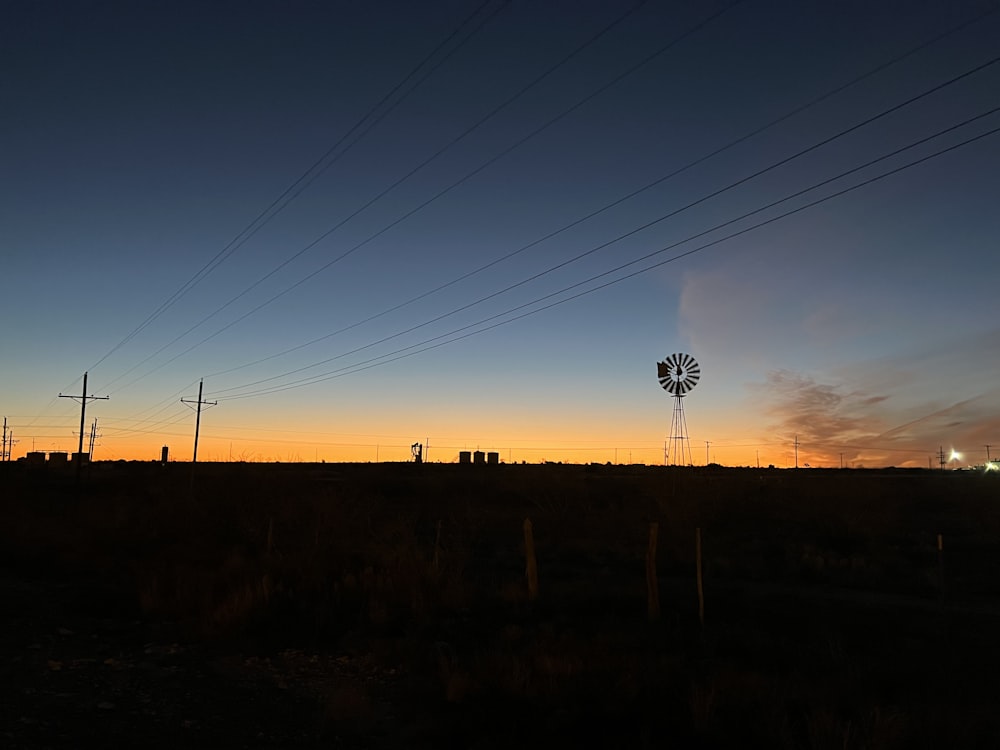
[6,429,935,469]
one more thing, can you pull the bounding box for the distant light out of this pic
[986,462,998,472]
[949,449,961,462]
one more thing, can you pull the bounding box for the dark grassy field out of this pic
[3,461,999,748]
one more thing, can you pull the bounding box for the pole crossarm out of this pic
[58,372,108,460]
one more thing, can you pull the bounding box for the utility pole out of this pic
[181,379,217,464]
[705,440,710,466]
[59,372,108,477]
[987,444,993,463]
[794,435,799,469]
[939,446,946,471]
[1,420,17,462]
[87,418,100,461]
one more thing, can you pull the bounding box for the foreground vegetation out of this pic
[3,462,999,747]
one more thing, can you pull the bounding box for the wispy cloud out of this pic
[677,242,1000,467]
[752,370,891,462]
[752,367,1000,467]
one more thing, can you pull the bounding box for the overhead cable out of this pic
[102,1,745,396]
[90,0,507,376]
[210,120,1000,400]
[202,5,1000,381]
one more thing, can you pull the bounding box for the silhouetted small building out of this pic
[473,450,485,464]
[487,452,499,465]
[71,452,89,466]
[459,451,472,464]
[25,451,46,467]
[161,446,169,464]
[49,451,68,466]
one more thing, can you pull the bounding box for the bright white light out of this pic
[950,449,962,462]
[986,462,998,472]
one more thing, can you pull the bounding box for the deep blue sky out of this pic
[3,0,999,466]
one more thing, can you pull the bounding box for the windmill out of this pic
[657,353,700,466]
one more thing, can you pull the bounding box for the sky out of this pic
[2,0,999,468]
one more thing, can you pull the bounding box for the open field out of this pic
[3,462,999,748]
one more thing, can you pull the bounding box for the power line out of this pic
[100,411,193,438]
[52,104,1000,447]
[98,1,641,396]
[11,5,996,456]
[209,119,1000,401]
[128,0,649,373]
[205,6,997,382]
[199,40,1000,393]
[98,1,744,396]
[204,95,1000,399]
[89,0,508,377]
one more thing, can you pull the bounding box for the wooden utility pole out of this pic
[181,379,216,464]
[646,522,660,621]
[87,418,99,460]
[59,372,108,477]
[696,527,705,628]
[1,418,16,461]
[523,518,539,602]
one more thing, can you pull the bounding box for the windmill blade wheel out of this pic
[657,353,700,396]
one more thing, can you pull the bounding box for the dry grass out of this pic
[3,462,999,746]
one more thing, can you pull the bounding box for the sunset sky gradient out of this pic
[3,0,999,468]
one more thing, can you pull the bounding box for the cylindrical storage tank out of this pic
[161,446,169,464]
[71,452,89,465]
[49,452,68,465]
[473,450,486,464]
[487,451,499,465]
[26,451,46,467]
[459,451,472,464]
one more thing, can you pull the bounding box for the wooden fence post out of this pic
[937,533,945,602]
[646,522,660,621]
[696,527,705,628]
[524,518,539,601]
[433,519,442,573]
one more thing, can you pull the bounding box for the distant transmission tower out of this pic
[657,353,700,466]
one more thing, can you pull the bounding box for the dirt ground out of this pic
[2,573,411,748]
[7,571,1000,748]
[4,463,1000,747]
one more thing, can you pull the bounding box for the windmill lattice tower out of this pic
[657,353,700,466]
